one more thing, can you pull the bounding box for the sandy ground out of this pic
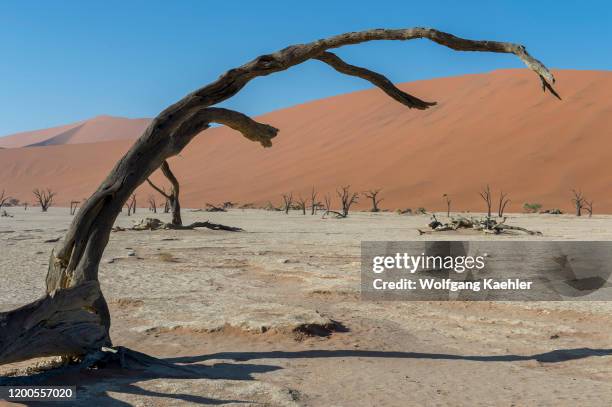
[1,207,611,406]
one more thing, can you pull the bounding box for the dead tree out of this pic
[122,217,243,232]
[332,185,359,218]
[296,195,307,215]
[125,194,137,216]
[0,190,9,211]
[310,186,318,215]
[70,201,80,215]
[479,185,492,220]
[146,161,182,226]
[0,27,558,366]
[323,194,332,217]
[33,188,56,212]
[147,195,157,213]
[497,191,510,217]
[443,194,451,217]
[585,200,594,217]
[282,192,293,214]
[163,194,170,213]
[571,189,585,216]
[420,214,541,236]
[364,189,383,212]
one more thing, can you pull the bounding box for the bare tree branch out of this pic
[146,179,171,199]
[315,52,435,109]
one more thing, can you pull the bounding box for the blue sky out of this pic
[0,0,610,136]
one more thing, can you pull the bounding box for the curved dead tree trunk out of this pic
[0,27,558,365]
[147,161,182,226]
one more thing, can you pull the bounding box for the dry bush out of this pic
[523,202,542,213]
[157,252,179,263]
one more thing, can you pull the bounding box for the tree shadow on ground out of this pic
[0,348,283,406]
[168,347,612,364]
[1,347,610,406]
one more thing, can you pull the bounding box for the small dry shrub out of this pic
[158,252,179,262]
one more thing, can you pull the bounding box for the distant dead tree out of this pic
[364,189,383,212]
[0,27,559,367]
[571,189,585,216]
[146,161,182,226]
[147,195,157,213]
[282,192,293,214]
[125,194,137,216]
[497,191,510,217]
[296,195,307,215]
[0,190,9,211]
[309,186,318,215]
[70,201,80,216]
[336,185,359,217]
[585,200,594,217]
[442,194,451,217]
[33,188,56,212]
[479,185,492,219]
[323,193,332,217]
[163,194,170,213]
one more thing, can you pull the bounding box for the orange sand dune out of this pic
[0,115,150,148]
[1,69,611,213]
